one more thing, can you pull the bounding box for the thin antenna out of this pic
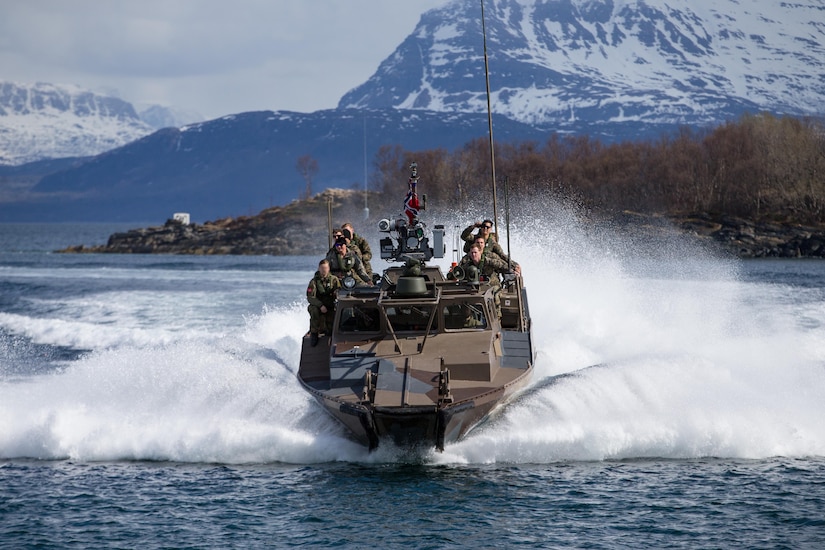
[363,115,370,220]
[481,0,499,232]
[505,175,511,272]
[327,198,333,249]
[453,224,461,264]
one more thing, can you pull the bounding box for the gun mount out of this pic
[378,218,445,262]
[377,162,445,263]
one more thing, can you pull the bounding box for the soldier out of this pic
[459,243,515,317]
[325,238,372,285]
[460,219,493,252]
[460,219,515,265]
[330,228,364,266]
[307,259,341,346]
[459,243,513,284]
[342,222,373,277]
[473,236,521,276]
[461,303,486,328]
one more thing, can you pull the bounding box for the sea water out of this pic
[1,220,824,548]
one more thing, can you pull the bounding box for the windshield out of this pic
[384,305,438,332]
[443,302,488,330]
[338,306,381,332]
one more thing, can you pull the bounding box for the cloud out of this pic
[0,0,448,118]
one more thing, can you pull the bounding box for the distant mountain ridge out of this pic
[340,0,825,133]
[138,104,205,131]
[0,82,202,166]
[0,82,154,165]
[0,108,545,222]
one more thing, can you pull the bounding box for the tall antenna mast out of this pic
[481,0,499,232]
[363,115,370,220]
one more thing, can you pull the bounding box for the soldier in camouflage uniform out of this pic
[342,222,373,277]
[306,259,341,346]
[459,243,512,285]
[460,219,515,265]
[472,236,521,276]
[325,238,372,285]
[458,243,515,317]
[331,228,366,273]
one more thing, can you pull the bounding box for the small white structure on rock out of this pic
[173,212,191,225]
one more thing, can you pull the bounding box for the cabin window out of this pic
[338,306,381,332]
[384,305,438,332]
[443,302,488,330]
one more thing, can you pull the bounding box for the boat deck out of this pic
[299,330,532,407]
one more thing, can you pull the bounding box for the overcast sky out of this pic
[1,1,448,120]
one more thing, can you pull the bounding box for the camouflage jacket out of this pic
[324,249,370,283]
[350,233,372,262]
[307,271,341,308]
[460,224,516,265]
[458,250,511,283]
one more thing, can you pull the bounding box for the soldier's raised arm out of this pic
[460,222,480,244]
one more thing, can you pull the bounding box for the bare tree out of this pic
[296,155,319,199]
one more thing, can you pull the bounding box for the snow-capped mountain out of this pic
[339,0,825,129]
[138,104,204,130]
[0,82,154,165]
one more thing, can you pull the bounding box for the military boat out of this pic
[298,163,534,451]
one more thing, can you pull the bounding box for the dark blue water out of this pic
[3,459,824,548]
[2,223,825,548]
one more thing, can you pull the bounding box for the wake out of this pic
[2,204,825,464]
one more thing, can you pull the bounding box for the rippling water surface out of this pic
[2,221,825,548]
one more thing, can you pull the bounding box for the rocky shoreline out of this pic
[58,189,366,256]
[682,215,825,258]
[609,211,825,259]
[58,191,825,259]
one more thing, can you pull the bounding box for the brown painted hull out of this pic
[298,353,532,451]
[297,266,534,452]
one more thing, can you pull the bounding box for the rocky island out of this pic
[57,188,825,259]
[58,189,366,256]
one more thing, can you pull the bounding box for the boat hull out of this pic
[299,363,532,451]
[297,265,534,452]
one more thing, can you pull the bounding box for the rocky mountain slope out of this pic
[340,0,824,136]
